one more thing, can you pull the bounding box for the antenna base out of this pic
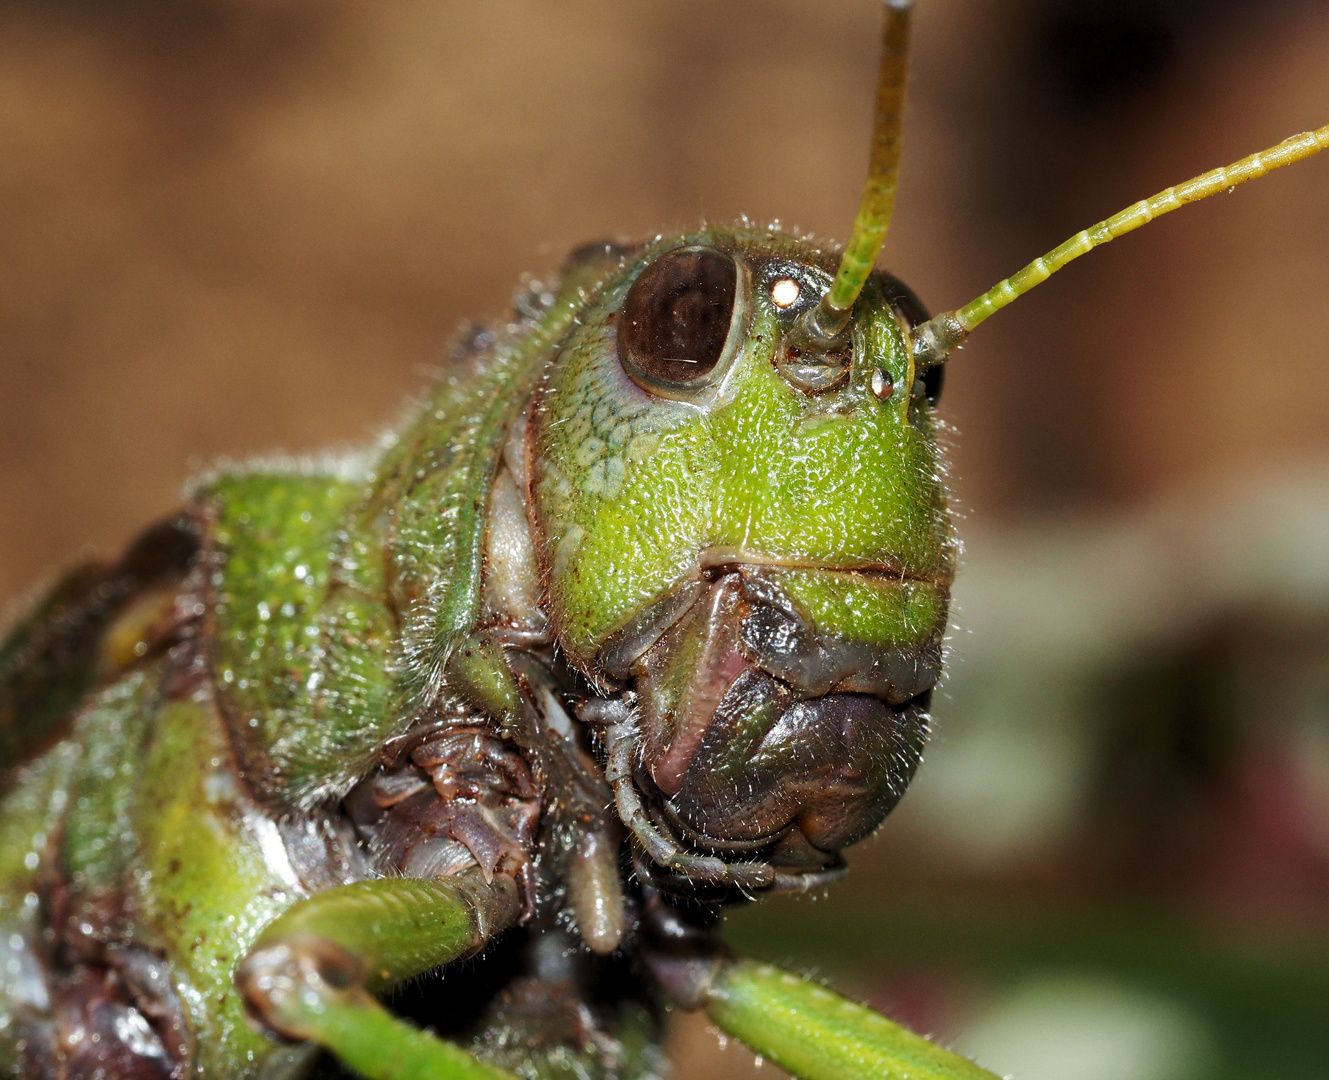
[911,313,967,370]
[790,301,853,352]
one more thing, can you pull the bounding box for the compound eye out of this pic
[617,246,738,392]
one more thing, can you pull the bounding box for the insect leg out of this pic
[235,873,521,1080]
[639,900,993,1080]
[705,958,999,1080]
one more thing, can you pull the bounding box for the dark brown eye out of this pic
[617,246,738,391]
[880,272,944,405]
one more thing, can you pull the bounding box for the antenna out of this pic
[799,0,912,348]
[912,123,1329,368]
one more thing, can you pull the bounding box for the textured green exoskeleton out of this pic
[3,2,1327,1079]
[0,220,959,1080]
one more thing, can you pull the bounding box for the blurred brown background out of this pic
[3,1,1329,1077]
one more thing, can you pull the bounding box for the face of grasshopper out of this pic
[528,226,954,871]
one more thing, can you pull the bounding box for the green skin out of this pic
[531,231,951,662]
[0,228,985,1080]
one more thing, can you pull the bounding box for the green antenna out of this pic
[912,122,1329,367]
[800,0,912,347]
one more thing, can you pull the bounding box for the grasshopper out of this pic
[1,2,1325,1078]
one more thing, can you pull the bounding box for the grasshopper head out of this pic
[518,0,960,889]
[522,0,1327,891]
[528,228,954,881]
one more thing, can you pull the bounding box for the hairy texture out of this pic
[2,226,958,1078]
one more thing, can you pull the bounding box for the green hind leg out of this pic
[705,957,999,1080]
[236,874,522,1080]
[641,895,996,1080]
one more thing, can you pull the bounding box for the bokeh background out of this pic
[2,1,1328,1077]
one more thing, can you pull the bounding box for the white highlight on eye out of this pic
[770,278,801,308]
